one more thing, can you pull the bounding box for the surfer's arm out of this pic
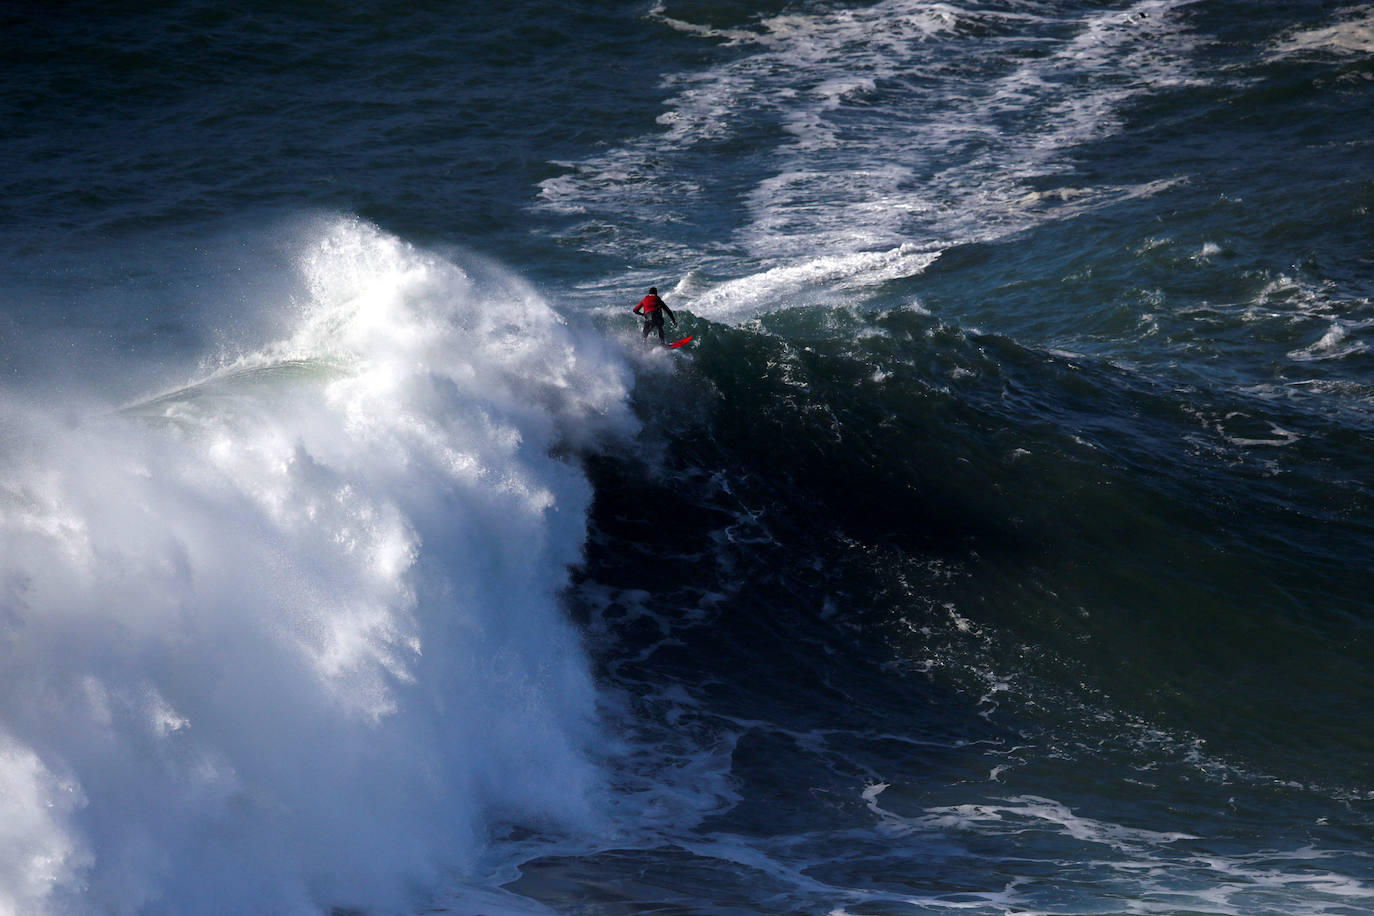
[663,304,676,324]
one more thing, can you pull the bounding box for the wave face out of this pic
[0,218,634,914]
[554,302,1374,913]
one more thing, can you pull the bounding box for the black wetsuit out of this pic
[635,293,676,343]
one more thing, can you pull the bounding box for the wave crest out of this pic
[0,217,633,914]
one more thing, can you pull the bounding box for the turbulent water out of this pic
[2,1,1372,913]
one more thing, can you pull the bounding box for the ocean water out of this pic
[2,1,1372,913]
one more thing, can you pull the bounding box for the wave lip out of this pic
[0,217,634,914]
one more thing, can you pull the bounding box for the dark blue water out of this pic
[2,1,1372,913]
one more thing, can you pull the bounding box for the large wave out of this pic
[0,217,635,914]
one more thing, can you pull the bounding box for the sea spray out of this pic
[0,217,635,914]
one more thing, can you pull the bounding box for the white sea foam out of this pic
[1288,319,1372,362]
[924,794,1199,850]
[686,244,943,322]
[0,217,635,914]
[541,0,1202,323]
[733,0,1201,261]
[1273,7,1374,57]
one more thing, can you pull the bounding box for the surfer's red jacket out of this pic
[634,294,668,315]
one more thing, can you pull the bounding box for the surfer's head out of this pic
[649,287,658,294]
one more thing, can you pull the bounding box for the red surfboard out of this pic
[668,335,694,349]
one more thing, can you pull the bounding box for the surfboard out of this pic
[668,335,694,349]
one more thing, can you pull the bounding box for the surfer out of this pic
[633,286,677,344]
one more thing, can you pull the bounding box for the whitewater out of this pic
[1,219,638,913]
